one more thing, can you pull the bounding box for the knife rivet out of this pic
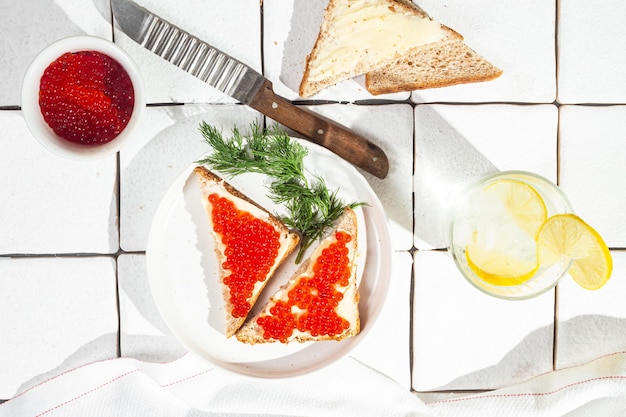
[317,129,324,135]
[272,102,278,109]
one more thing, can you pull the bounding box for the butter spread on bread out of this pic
[194,166,300,337]
[299,0,501,97]
[236,208,360,344]
[299,0,458,97]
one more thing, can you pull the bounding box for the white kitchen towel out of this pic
[4,351,626,417]
[0,353,430,417]
[428,351,626,417]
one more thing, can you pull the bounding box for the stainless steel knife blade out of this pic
[111,0,389,179]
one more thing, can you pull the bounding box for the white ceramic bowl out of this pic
[21,35,145,160]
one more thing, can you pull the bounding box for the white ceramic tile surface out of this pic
[414,104,558,250]
[556,251,626,369]
[0,257,118,398]
[558,1,626,104]
[412,0,556,103]
[0,111,118,255]
[559,105,626,247]
[114,0,261,104]
[412,250,555,391]
[120,104,262,252]
[351,251,413,390]
[1,0,112,107]
[118,254,187,361]
[556,105,626,369]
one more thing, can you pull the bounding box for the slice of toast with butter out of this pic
[299,0,501,97]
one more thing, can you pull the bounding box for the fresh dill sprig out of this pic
[276,178,363,262]
[197,121,364,263]
[197,122,306,180]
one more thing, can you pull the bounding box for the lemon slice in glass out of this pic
[466,231,539,286]
[537,214,612,290]
[483,179,548,237]
[464,179,547,286]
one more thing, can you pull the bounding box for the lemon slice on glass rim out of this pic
[537,214,613,290]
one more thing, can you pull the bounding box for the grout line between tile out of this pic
[408,251,416,390]
[259,1,265,76]
[553,0,561,374]
[409,120,417,390]
[554,0,561,104]
[115,151,122,359]
[553,286,559,371]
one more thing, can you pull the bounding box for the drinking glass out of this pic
[446,171,574,299]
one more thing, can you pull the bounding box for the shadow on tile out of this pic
[118,253,189,361]
[120,335,187,364]
[5,2,81,106]
[414,106,498,249]
[181,172,229,335]
[279,0,326,95]
[4,0,111,107]
[556,314,626,369]
[414,313,626,391]
[90,0,111,23]
[414,322,554,391]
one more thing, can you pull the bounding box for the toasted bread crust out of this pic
[194,166,300,337]
[236,207,360,344]
[365,39,502,94]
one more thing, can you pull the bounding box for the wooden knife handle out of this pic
[248,80,389,179]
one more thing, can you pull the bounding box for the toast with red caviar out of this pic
[193,166,300,337]
[236,208,360,344]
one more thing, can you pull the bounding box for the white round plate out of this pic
[146,139,391,377]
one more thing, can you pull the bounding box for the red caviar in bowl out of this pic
[208,193,281,319]
[256,231,352,343]
[38,50,135,145]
